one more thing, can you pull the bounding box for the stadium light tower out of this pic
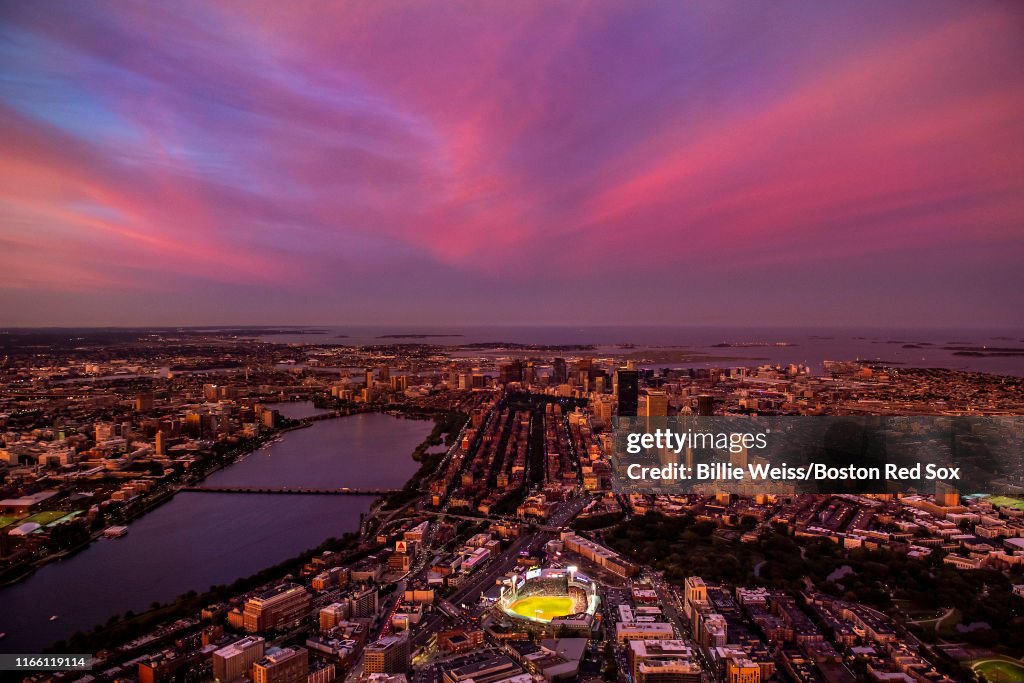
[568,565,577,581]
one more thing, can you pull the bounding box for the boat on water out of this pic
[49,615,58,621]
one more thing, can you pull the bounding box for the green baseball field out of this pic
[507,595,575,622]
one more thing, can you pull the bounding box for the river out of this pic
[0,411,431,653]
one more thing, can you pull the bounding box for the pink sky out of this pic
[0,1,1022,326]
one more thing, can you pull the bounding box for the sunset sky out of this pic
[1,1,1022,327]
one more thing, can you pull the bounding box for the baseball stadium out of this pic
[498,566,599,628]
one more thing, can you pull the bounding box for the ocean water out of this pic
[252,325,1024,376]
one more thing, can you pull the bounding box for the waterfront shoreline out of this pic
[0,406,367,589]
[0,409,452,655]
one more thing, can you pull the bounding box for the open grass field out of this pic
[23,510,71,526]
[43,511,81,526]
[0,515,21,529]
[507,595,575,622]
[971,657,1024,682]
[985,496,1024,512]
[907,607,961,635]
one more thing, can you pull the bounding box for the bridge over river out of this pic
[182,485,400,496]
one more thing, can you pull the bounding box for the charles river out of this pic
[0,407,432,653]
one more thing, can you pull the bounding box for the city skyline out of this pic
[2,1,1023,328]
[1,326,1022,675]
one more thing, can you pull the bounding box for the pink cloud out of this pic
[0,1,1020,325]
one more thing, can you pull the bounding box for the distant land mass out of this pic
[710,342,796,348]
[459,342,596,351]
[377,334,465,339]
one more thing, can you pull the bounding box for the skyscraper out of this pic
[499,360,523,385]
[645,389,671,464]
[617,369,639,416]
[552,358,568,384]
[644,391,669,417]
[696,395,715,416]
[523,362,536,385]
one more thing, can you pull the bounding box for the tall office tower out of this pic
[581,361,595,388]
[365,369,374,387]
[251,647,308,683]
[212,636,265,683]
[696,395,715,416]
[377,365,390,382]
[523,362,536,385]
[644,391,669,417]
[645,389,671,465]
[552,358,568,384]
[242,584,311,633]
[155,431,166,456]
[499,363,514,384]
[520,362,536,385]
[499,360,524,385]
[617,369,639,416]
[363,634,411,674]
